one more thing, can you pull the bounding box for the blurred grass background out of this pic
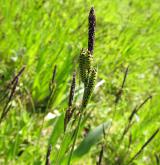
[0,0,160,164]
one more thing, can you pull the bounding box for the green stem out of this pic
[67,108,83,165]
[55,132,68,164]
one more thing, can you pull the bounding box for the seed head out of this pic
[79,50,87,84]
[68,72,76,107]
[85,50,93,72]
[88,7,96,55]
[82,68,97,108]
[79,50,93,86]
[87,68,97,93]
[64,107,72,132]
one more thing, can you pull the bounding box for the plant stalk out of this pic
[67,107,83,165]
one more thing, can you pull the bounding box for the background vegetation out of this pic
[0,0,160,164]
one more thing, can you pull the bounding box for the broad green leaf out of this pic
[73,120,112,159]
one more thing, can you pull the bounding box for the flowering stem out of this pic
[67,107,83,165]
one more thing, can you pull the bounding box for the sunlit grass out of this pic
[0,0,160,164]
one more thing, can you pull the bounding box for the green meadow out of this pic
[0,0,159,164]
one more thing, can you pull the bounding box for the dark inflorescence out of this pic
[88,7,96,55]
